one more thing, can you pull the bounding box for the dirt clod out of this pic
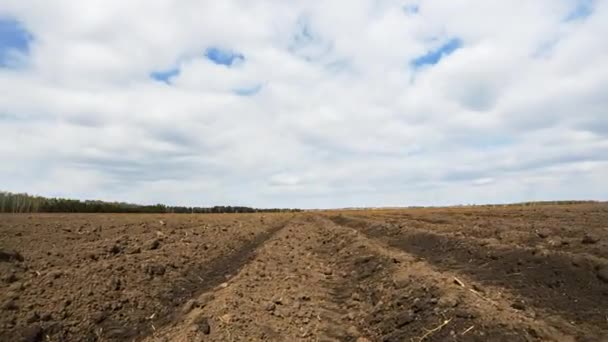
[108,277,122,291]
[0,250,24,262]
[511,302,526,311]
[18,324,43,342]
[536,229,552,239]
[127,246,142,254]
[194,316,211,335]
[182,299,198,314]
[146,239,161,250]
[396,310,415,327]
[47,270,63,279]
[582,234,600,244]
[3,273,18,283]
[90,311,107,324]
[143,264,166,276]
[2,299,18,311]
[597,266,608,283]
[25,312,39,323]
[108,244,122,254]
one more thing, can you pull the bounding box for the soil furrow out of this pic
[317,215,585,341]
[328,214,608,340]
[145,215,350,341]
[129,219,291,341]
[0,213,292,342]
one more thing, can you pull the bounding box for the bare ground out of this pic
[1,203,608,341]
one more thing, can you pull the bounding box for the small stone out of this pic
[40,313,52,321]
[265,302,276,311]
[582,234,600,244]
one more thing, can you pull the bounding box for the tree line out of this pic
[0,191,300,214]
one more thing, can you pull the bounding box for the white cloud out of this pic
[0,0,607,208]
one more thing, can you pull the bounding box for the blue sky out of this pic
[565,0,594,20]
[0,1,606,208]
[150,67,180,84]
[412,38,462,68]
[0,17,32,67]
[205,47,244,66]
[234,84,263,96]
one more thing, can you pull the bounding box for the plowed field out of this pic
[1,203,607,341]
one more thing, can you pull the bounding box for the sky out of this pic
[0,0,607,209]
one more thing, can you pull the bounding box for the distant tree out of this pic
[0,190,301,214]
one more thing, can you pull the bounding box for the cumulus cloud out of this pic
[0,0,607,208]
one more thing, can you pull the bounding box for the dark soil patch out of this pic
[330,214,608,340]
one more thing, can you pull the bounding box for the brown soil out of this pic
[1,203,608,341]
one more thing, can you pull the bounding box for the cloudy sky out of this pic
[0,1,607,208]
